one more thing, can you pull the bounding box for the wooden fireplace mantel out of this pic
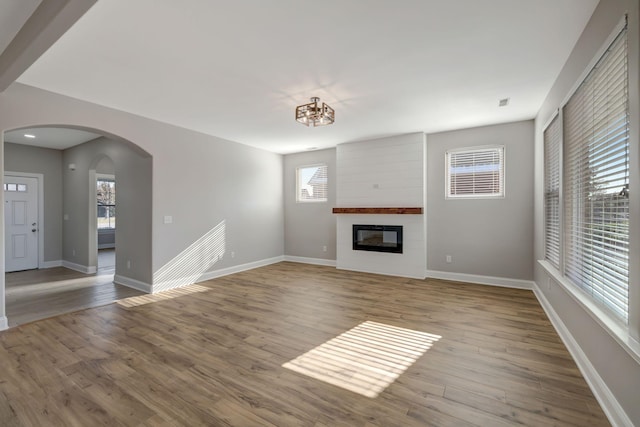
[332,207,423,215]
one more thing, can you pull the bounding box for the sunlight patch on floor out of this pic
[116,284,210,307]
[283,321,441,398]
[5,275,114,298]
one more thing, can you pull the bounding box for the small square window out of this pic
[296,164,328,202]
[17,184,27,192]
[6,183,17,192]
[446,146,505,199]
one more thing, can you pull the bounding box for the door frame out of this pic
[4,172,44,269]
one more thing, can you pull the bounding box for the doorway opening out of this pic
[2,126,152,327]
[96,173,116,274]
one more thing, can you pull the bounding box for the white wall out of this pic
[336,213,426,278]
[337,133,425,208]
[534,0,640,424]
[336,133,426,278]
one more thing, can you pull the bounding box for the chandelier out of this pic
[295,97,335,127]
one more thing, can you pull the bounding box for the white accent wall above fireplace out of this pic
[336,133,426,278]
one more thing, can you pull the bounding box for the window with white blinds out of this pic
[446,146,504,198]
[544,115,561,269]
[296,164,328,202]
[562,26,629,323]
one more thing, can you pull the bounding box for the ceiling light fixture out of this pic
[24,134,36,138]
[296,97,335,127]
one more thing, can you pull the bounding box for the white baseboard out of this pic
[532,283,632,427]
[283,256,337,267]
[41,260,63,269]
[336,265,426,280]
[62,261,97,274]
[151,256,285,293]
[425,270,534,290]
[196,256,285,282]
[0,316,7,331]
[336,265,425,280]
[114,274,152,293]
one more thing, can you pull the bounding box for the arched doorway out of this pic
[2,125,152,327]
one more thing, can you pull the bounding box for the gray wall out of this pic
[284,148,336,261]
[3,142,63,263]
[150,133,283,281]
[0,83,284,299]
[427,120,534,280]
[62,136,152,283]
[95,156,114,174]
[533,0,640,423]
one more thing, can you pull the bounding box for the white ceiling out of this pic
[4,127,101,150]
[11,0,599,154]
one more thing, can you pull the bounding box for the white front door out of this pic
[4,176,39,272]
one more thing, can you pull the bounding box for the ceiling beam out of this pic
[0,0,96,93]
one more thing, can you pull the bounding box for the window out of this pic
[562,26,629,323]
[3,183,27,192]
[544,115,561,269]
[97,177,116,229]
[296,164,327,202]
[446,146,504,198]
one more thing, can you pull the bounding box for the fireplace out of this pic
[352,224,403,254]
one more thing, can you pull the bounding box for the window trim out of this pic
[445,145,505,199]
[543,110,562,270]
[295,164,328,203]
[539,260,640,364]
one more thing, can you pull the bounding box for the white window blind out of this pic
[544,115,561,269]
[562,26,629,322]
[446,146,504,198]
[296,164,328,202]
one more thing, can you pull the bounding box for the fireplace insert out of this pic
[352,224,403,254]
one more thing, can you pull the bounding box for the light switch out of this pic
[164,215,173,224]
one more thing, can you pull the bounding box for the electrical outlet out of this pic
[127,260,131,269]
[322,246,327,252]
[231,251,235,258]
[446,255,452,263]
[72,249,75,256]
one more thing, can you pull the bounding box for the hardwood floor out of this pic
[0,262,610,426]
[5,255,142,327]
[98,248,116,274]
